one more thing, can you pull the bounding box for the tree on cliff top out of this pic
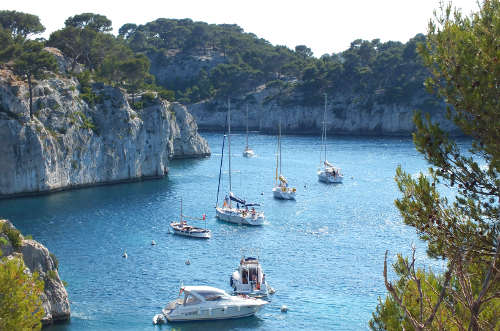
[371,1,499,330]
[0,10,44,39]
[0,256,44,331]
[64,13,112,33]
[13,40,57,119]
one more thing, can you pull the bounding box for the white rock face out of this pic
[0,219,70,325]
[187,87,458,135]
[0,69,210,198]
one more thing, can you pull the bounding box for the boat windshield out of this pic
[195,290,229,300]
[183,294,201,306]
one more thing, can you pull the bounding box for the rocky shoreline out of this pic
[0,219,71,325]
[0,50,210,199]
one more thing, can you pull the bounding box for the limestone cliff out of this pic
[187,86,457,135]
[0,219,70,325]
[0,56,210,198]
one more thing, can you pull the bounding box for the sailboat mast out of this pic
[279,120,282,176]
[228,97,232,201]
[246,104,249,149]
[323,93,327,163]
[180,198,183,223]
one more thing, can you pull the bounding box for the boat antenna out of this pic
[215,111,228,208]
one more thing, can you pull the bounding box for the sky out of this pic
[5,0,479,56]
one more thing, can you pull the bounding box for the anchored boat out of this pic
[243,104,255,157]
[215,98,265,226]
[272,120,296,199]
[230,256,270,297]
[162,286,268,322]
[170,199,211,239]
[317,93,343,184]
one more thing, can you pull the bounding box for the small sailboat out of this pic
[162,286,268,322]
[170,199,211,239]
[230,256,271,297]
[216,98,265,226]
[318,94,343,183]
[243,104,255,157]
[272,121,296,199]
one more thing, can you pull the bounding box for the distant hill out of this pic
[121,18,440,113]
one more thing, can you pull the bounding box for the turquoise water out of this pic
[0,133,445,330]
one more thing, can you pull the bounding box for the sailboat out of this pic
[170,199,211,239]
[243,104,255,157]
[272,120,296,199]
[318,94,343,183]
[216,98,265,226]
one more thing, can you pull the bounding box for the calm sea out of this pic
[0,133,446,330]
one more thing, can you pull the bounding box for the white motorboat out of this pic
[216,98,265,226]
[318,94,343,184]
[243,105,255,157]
[162,286,268,322]
[170,199,211,239]
[272,121,296,200]
[230,257,270,297]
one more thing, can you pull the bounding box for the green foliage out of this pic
[374,1,500,330]
[0,10,44,39]
[0,256,44,330]
[0,222,22,248]
[13,40,57,118]
[47,270,57,280]
[49,252,59,270]
[141,92,157,107]
[64,13,112,32]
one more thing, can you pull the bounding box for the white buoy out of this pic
[122,250,128,259]
[268,287,276,295]
[151,240,156,246]
[280,305,288,313]
[185,259,191,265]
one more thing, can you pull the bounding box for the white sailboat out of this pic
[318,94,343,183]
[170,199,211,239]
[216,98,265,226]
[272,121,296,199]
[242,104,255,157]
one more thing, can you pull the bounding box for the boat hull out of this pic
[164,300,266,322]
[272,187,296,200]
[318,170,343,183]
[243,149,255,157]
[170,223,211,239]
[216,207,264,226]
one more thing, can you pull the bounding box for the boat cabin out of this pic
[180,286,229,305]
[236,257,265,290]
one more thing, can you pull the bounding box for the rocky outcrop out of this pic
[0,219,70,325]
[0,58,210,198]
[187,86,458,135]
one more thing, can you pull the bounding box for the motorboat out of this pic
[318,94,343,183]
[170,199,211,239]
[216,98,265,226]
[162,286,268,322]
[243,105,255,157]
[272,121,296,199]
[230,257,270,297]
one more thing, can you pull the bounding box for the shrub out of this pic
[0,257,44,330]
[47,270,57,280]
[49,252,59,270]
[0,223,22,249]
